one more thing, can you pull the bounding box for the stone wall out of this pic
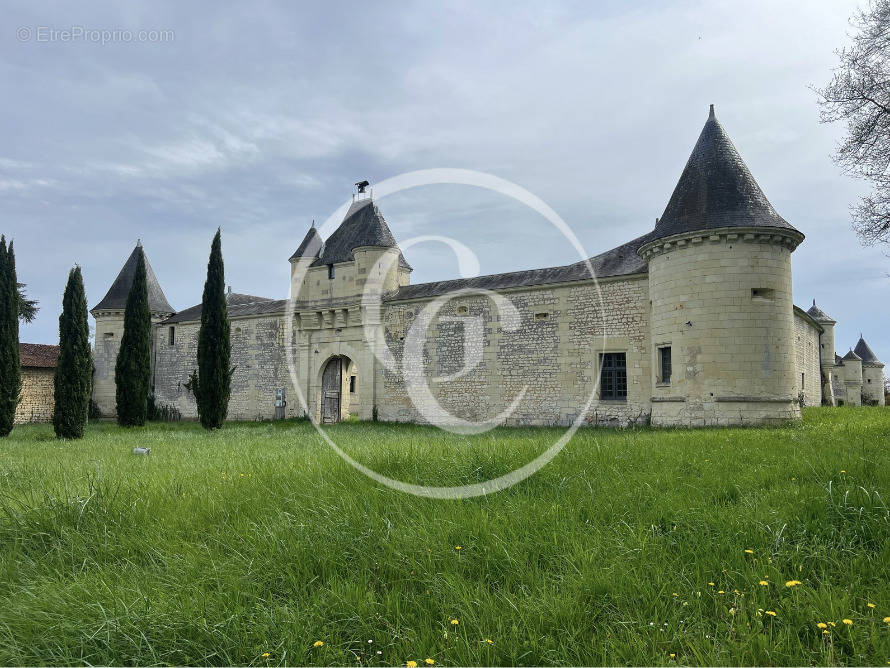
[14,368,55,424]
[377,276,652,427]
[793,310,821,406]
[152,314,299,420]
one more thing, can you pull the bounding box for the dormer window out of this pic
[328,264,335,280]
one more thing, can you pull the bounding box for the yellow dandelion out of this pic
[729,607,736,615]
[867,603,876,608]
[450,619,459,625]
[672,592,679,597]
[425,660,435,665]
[841,470,846,473]
[828,621,836,627]
[485,638,494,644]
[765,610,777,617]
[786,580,802,587]
[407,661,418,668]
[843,619,853,626]
[455,546,462,550]
[745,549,754,554]
[708,582,715,586]
[718,590,725,595]
[759,580,769,586]
[313,641,324,648]
[883,616,890,623]
[822,629,830,635]
[817,623,827,629]
[262,653,271,658]
[669,653,676,659]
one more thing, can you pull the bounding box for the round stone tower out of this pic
[806,300,837,405]
[639,105,805,426]
[854,335,885,405]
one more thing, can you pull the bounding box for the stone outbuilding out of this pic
[15,343,59,424]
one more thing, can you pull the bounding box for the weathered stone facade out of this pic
[90,107,885,426]
[15,368,55,424]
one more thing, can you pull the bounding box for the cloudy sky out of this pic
[3,1,886,362]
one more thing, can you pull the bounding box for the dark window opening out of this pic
[600,352,627,400]
[328,264,335,280]
[350,376,356,393]
[535,312,550,321]
[168,326,175,346]
[801,372,805,388]
[751,287,775,300]
[658,346,672,384]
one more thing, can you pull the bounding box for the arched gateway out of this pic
[320,355,357,423]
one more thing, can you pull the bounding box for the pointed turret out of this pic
[313,197,411,270]
[91,242,173,315]
[289,225,322,261]
[853,336,882,364]
[807,299,836,324]
[842,349,862,362]
[650,105,802,242]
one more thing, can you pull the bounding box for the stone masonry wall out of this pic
[793,310,821,407]
[153,314,298,420]
[14,368,55,424]
[377,276,651,427]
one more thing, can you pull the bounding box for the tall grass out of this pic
[0,407,888,665]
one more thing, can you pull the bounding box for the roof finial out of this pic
[226,285,232,296]
[708,104,715,119]
[311,219,315,228]
[813,298,816,306]
[137,238,142,247]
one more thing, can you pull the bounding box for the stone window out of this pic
[168,326,175,346]
[535,312,550,321]
[350,376,356,393]
[599,352,627,401]
[328,264,335,280]
[658,346,672,384]
[751,288,775,300]
[801,372,805,388]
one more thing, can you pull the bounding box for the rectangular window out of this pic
[751,287,775,300]
[328,264,335,279]
[658,346,672,384]
[801,372,805,388]
[350,376,356,393]
[599,352,627,400]
[168,326,175,346]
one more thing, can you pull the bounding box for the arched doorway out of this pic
[320,355,358,423]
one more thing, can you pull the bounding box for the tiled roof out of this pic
[385,232,651,302]
[19,343,59,368]
[312,199,411,270]
[842,349,862,362]
[854,336,881,364]
[651,105,800,243]
[163,292,283,324]
[806,300,835,323]
[91,243,173,314]
[289,226,323,261]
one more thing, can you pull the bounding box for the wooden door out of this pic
[322,358,342,423]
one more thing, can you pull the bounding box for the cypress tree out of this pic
[196,228,230,430]
[0,237,21,436]
[53,267,92,439]
[115,246,152,426]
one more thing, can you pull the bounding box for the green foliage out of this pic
[0,408,889,665]
[114,247,151,427]
[16,283,38,323]
[147,394,182,422]
[0,236,21,436]
[53,267,92,439]
[196,229,231,430]
[87,399,102,421]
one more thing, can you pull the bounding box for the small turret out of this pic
[854,335,885,405]
[289,224,323,300]
[807,300,837,369]
[90,242,173,417]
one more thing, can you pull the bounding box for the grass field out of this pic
[1,408,889,666]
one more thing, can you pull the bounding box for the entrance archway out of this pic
[320,355,357,423]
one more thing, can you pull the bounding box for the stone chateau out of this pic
[89,106,885,427]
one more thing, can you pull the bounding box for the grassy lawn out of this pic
[0,408,889,666]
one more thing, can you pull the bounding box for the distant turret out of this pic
[90,242,173,417]
[854,335,885,405]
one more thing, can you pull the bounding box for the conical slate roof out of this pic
[312,198,411,270]
[91,242,173,314]
[806,299,835,323]
[652,105,800,242]
[854,336,882,363]
[289,225,322,261]
[842,349,862,362]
